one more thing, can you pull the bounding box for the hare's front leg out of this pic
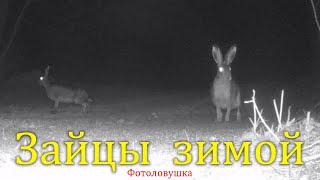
[54,101,59,109]
[81,103,88,113]
[236,108,241,121]
[225,107,231,122]
[216,107,222,122]
[50,101,59,113]
[54,101,60,111]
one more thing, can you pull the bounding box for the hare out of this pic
[211,44,241,122]
[39,66,93,113]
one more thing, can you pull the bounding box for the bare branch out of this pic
[0,0,31,59]
[245,89,280,141]
[273,90,284,132]
[310,0,320,32]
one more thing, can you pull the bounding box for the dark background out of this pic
[1,0,319,89]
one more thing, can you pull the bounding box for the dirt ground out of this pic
[0,80,316,179]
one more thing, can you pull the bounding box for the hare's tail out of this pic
[88,97,94,103]
[188,97,212,119]
[190,97,211,111]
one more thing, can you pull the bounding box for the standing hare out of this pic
[39,66,93,113]
[211,45,241,122]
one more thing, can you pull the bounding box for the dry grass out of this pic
[244,89,320,180]
[0,75,318,179]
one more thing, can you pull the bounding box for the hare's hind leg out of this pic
[225,107,231,122]
[81,103,88,113]
[51,101,59,113]
[236,107,241,121]
[216,107,222,122]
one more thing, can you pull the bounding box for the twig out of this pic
[273,90,284,132]
[303,140,320,150]
[306,111,311,132]
[286,106,291,123]
[304,153,320,162]
[184,129,190,141]
[245,89,280,141]
[0,0,31,59]
[310,0,320,32]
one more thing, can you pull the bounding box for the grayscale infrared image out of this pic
[0,1,319,180]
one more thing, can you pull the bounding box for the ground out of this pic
[0,78,315,179]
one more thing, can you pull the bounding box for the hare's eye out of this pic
[219,67,224,72]
[229,67,231,71]
[40,77,44,80]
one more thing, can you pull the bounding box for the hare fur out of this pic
[211,45,241,122]
[39,66,93,113]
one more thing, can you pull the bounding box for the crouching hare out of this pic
[211,45,241,122]
[39,66,93,113]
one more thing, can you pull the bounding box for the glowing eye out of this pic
[219,67,224,72]
[229,67,231,71]
[40,77,44,80]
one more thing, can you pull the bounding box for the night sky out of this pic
[2,0,319,89]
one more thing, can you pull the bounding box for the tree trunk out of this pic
[0,0,9,82]
[0,0,31,82]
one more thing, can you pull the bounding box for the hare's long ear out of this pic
[44,65,50,77]
[225,45,237,65]
[212,45,222,64]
